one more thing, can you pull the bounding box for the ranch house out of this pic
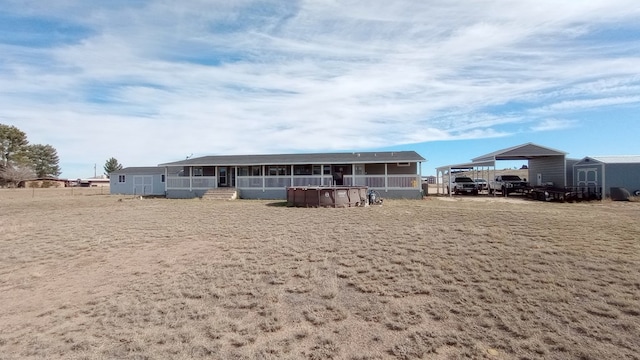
[158,151,426,199]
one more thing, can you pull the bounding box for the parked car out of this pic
[489,175,529,196]
[448,176,479,195]
[474,178,488,190]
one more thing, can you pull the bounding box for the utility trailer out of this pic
[528,186,602,202]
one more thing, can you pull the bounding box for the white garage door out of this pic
[133,176,153,195]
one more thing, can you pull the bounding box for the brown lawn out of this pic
[0,189,639,359]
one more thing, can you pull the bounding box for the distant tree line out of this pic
[0,124,61,187]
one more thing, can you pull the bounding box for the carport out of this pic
[472,143,567,188]
[435,160,495,196]
[436,143,568,196]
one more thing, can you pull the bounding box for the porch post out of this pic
[164,166,168,193]
[351,164,355,186]
[262,165,265,192]
[384,163,388,192]
[189,166,192,191]
[291,165,294,187]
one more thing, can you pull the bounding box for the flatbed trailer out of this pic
[528,186,602,202]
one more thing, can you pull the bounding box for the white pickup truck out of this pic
[489,175,529,196]
[448,176,479,195]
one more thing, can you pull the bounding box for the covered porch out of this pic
[165,163,421,192]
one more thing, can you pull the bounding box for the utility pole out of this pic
[94,163,97,178]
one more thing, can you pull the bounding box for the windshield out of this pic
[454,177,474,182]
[501,175,522,181]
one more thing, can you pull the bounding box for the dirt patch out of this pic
[1,191,639,359]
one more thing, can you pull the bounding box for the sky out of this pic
[1,1,639,178]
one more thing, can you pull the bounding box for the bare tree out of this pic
[0,165,36,188]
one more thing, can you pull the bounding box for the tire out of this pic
[634,190,640,196]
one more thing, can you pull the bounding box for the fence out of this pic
[0,186,110,199]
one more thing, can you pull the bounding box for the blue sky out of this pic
[1,1,639,178]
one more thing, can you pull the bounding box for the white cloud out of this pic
[529,119,578,132]
[1,0,640,176]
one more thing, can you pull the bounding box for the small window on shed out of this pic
[161,174,165,182]
[397,162,410,167]
[118,175,126,183]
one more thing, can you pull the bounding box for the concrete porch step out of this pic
[201,188,238,200]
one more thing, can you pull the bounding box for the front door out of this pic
[218,167,228,187]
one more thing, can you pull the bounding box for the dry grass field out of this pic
[1,189,639,360]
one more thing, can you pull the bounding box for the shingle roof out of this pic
[159,151,425,166]
[110,167,181,175]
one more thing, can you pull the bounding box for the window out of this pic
[267,165,289,176]
[193,167,203,176]
[118,175,126,183]
[294,165,312,175]
[161,174,165,183]
[312,165,322,175]
[354,165,365,175]
[239,166,262,176]
[397,162,410,167]
[323,165,331,175]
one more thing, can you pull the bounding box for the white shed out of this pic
[109,167,169,196]
[573,156,640,198]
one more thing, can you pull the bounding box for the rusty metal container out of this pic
[286,186,368,207]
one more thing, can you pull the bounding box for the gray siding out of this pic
[375,189,422,199]
[239,188,421,200]
[603,163,640,195]
[166,187,422,200]
[528,156,566,187]
[166,189,208,199]
[565,159,579,187]
[110,174,166,196]
[239,189,287,200]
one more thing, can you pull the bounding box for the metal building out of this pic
[573,156,640,197]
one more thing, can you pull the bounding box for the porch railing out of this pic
[167,175,420,190]
[167,176,217,190]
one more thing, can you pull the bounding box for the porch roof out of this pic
[159,151,425,167]
[111,166,182,175]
